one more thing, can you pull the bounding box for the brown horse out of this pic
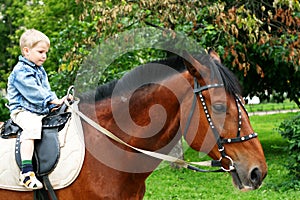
[0,50,267,199]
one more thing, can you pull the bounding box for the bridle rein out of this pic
[183,78,258,172]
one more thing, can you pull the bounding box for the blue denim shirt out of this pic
[7,56,58,114]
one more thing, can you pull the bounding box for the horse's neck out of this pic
[77,72,193,197]
[94,88,179,148]
[104,72,192,147]
[79,71,194,150]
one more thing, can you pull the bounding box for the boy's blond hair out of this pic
[20,29,50,55]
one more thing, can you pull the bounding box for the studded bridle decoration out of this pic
[183,78,258,172]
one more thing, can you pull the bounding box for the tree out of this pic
[73,0,300,107]
[1,0,300,117]
[0,0,17,89]
[201,0,300,106]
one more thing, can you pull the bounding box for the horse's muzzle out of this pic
[231,166,267,191]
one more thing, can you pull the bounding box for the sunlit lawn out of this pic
[245,100,298,112]
[144,112,300,199]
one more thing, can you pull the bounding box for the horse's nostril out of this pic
[250,168,262,186]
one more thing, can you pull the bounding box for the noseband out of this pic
[183,78,258,172]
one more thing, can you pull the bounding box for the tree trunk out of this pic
[169,138,184,169]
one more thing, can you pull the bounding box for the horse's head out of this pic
[182,50,267,191]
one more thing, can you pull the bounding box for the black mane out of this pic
[79,54,242,102]
[212,59,242,96]
[79,56,186,102]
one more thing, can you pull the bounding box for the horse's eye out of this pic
[212,104,227,113]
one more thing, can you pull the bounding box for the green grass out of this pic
[246,100,298,112]
[144,112,300,199]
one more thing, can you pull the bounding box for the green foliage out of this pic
[0,94,9,121]
[99,49,167,84]
[66,0,300,107]
[1,0,300,108]
[207,1,300,106]
[279,113,300,184]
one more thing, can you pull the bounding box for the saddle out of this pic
[0,104,71,176]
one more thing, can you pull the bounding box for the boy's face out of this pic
[23,41,49,66]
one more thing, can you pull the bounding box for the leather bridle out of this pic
[183,78,258,172]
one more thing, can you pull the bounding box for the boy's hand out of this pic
[50,94,72,106]
[66,94,74,101]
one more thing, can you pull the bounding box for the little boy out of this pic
[7,29,67,189]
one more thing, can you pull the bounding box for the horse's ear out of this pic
[182,51,210,79]
[208,48,221,63]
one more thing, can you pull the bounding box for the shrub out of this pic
[279,113,300,182]
[0,97,10,122]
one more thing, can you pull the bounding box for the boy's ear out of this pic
[22,47,30,56]
[182,50,210,80]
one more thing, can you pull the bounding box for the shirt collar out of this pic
[18,55,37,67]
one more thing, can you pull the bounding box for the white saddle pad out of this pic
[0,102,85,191]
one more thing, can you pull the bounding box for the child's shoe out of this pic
[19,171,43,190]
